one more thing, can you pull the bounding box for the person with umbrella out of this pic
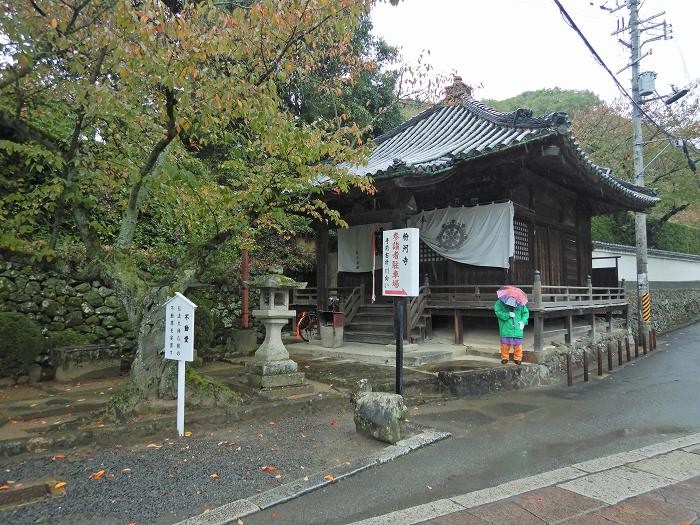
[494,286,530,365]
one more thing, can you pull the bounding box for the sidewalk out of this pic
[351,433,700,525]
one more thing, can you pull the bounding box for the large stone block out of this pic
[65,310,83,327]
[248,372,305,388]
[74,282,91,293]
[232,329,259,354]
[83,291,104,307]
[246,359,298,376]
[353,392,407,444]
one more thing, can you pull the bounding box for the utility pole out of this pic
[604,0,672,340]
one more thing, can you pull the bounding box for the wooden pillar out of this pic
[606,310,613,333]
[453,310,463,345]
[565,315,574,345]
[315,225,329,312]
[590,313,596,340]
[533,270,543,309]
[533,312,544,352]
[586,274,593,304]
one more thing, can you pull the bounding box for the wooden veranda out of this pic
[291,270,627,351]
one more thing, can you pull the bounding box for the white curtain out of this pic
[337,223,391,273]
[407,202,515,268]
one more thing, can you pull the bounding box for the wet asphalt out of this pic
[244,322,700,525]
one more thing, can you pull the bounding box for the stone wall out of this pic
[0,258,253,353]
[627,288,700,335]
[0,260,135,351]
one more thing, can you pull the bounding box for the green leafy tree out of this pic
[484,87,603,116]
[1,0,382,408]
[571,94,700,227]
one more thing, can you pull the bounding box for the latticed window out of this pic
[420,240,445,262]
[514,219,530,261]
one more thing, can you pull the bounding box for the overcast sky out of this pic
[371,0,699,103]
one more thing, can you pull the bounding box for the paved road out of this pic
[245,323,700,525]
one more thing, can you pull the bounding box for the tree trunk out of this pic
[101,255,196,410]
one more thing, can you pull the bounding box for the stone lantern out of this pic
[246,269,312,398]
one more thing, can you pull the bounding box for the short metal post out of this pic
[617,339,623,366]
[651,329,657,350]
[607,342,613,371]
[597,349,603,376]
[634,335,639,358]
[648,330,653,352]
[625,337,631,362]
[566,354,573,386]
[583,351,589,382]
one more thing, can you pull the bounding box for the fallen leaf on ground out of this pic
[52,454,66,460]
[77,399,86,402]
[89,469,105,480]
[235,447,241,452]
[329,419,337,426]
[269,421,275,425]
[271,511,278,518]
[54,481,67,489]
[237,519,244,525]
[209,473,220,479]
[122,468,132,473]
[323,475,334,481]
[426,485,432,491]
[303,476,309,481]
[30,403,38,408]
[203,508,211,513]
[146,443,162,449]
[184,431,192,437]
[261,465,278,473]
[274,474,281,479]
[0,485,9,491]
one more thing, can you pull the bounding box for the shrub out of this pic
[0,313,43,378]
[45,329,89,350]
[194,303,214,350]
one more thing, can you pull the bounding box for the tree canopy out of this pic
[484,87,603,117]
[0,0,395,404]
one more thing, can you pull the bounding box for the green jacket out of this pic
[494,300,530,338]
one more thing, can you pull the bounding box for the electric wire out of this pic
[552,0,697,172]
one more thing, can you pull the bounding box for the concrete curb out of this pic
[173,429,452,525]
[0,391,348,458]
[349,431,700,525]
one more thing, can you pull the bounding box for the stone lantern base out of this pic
[245,309,312,399]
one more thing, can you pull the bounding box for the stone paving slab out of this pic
[572,450,648,473]
[557,466,673,505]
[597,492,698,524]
[469,500,547,524]
[631,450,700,481]
[450,467,585,508]
[175,499,260,525]
[359,433,700,525]
[512,486,606,523]
[352,499,466,525]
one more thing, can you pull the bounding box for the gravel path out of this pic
[0,407,384,524]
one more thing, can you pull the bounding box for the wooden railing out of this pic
[407,285,430,338]
[427,277,625,312]
[342,286,364,325]
[291,287,358,306]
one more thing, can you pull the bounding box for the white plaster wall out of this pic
[593,248,700,282]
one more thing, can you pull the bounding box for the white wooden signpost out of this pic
[163,292,197,437]
[382,228,419,395]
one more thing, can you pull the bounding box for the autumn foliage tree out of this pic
[0,0,388,409]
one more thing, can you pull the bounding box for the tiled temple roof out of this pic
[348,97,658,208]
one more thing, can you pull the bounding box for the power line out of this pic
[551,0,697,172]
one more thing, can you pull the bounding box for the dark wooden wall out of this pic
[332,160,594,294]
